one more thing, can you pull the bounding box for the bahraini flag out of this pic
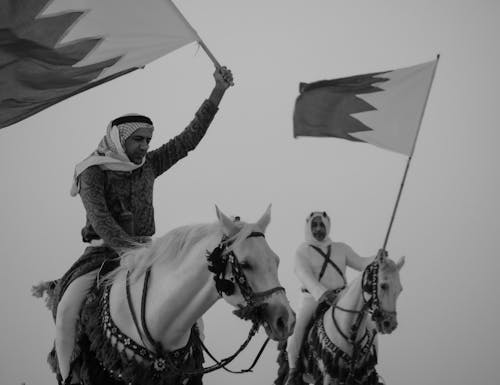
[0,0,199,129]
[293,58,439,156]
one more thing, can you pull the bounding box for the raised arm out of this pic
[149,66,234,177]
[208,65,233,107]
[79,167,136,252]
[294,244,328,301]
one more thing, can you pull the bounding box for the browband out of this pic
[247,232,265,239]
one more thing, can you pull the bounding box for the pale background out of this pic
[1,1,499,384]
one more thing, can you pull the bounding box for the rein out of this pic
[197,324,270,374]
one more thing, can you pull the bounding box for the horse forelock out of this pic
[225,221,262,248]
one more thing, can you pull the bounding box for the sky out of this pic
[1,1,499,384]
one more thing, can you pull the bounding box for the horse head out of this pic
[366,252,405,334]
[211,205,295,341]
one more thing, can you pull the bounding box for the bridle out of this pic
[333,259,397,341]
[361,259,397,325]
[330,258,397,385]
[206,231,286,323]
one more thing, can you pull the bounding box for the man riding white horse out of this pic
[42,66,233,385]
[285,211,377,385]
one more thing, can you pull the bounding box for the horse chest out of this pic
[302,313,379,385]
[108,274,192,352]
[81,284,204,385]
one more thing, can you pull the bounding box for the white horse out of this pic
[39,206,295,385]
[276,253,404,385]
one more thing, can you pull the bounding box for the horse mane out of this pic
[104,218,256,285]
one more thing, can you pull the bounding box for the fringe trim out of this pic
[72,284,204,385]
[37,274,203,385]
[299,309,379,385]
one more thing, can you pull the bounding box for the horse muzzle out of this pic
[373,310,398,334]
[262,302,296,341]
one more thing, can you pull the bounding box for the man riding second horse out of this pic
[285,211,377,385]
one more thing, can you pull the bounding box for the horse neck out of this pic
[329,273,368,343]
[144,230,222,349]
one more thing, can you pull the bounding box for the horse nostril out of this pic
[276,316,285,332]
[383,320,391,329]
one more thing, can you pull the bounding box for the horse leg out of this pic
[55,271,97,383]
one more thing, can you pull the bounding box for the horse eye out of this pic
[240,261,252,270]
[380,283,388,290]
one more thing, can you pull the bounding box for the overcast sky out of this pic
[1,1,499,385]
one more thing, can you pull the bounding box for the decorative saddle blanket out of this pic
[72,283,204,385]
[41,255,204,385]
[300,305,379,385]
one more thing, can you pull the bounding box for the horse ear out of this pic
[256,204,272,232]
[396,256,405,271]
[215,205,239,236]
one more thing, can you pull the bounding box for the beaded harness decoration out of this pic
[206,231,285,322]
[200,230,286,374]
[96,228,286,382]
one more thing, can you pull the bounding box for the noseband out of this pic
[206,231,285,323]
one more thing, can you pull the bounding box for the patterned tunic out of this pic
[79,99,218,250]
[55,99,218,301]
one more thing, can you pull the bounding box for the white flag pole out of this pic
[381,54,440,251]
[198,40,221,69]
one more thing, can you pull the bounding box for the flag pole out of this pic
[381,54,440,251]
[382,155,412,250]
[198,40,221,69]
[199,40,234,86]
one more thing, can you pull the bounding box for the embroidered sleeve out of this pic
[79,167,136,251]
[148,99,219,177]
[294,244,328,301]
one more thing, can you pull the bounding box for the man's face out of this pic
[124,127,153,164]
[310,216,327,241]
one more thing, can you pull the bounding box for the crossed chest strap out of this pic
[309,244,346,285]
